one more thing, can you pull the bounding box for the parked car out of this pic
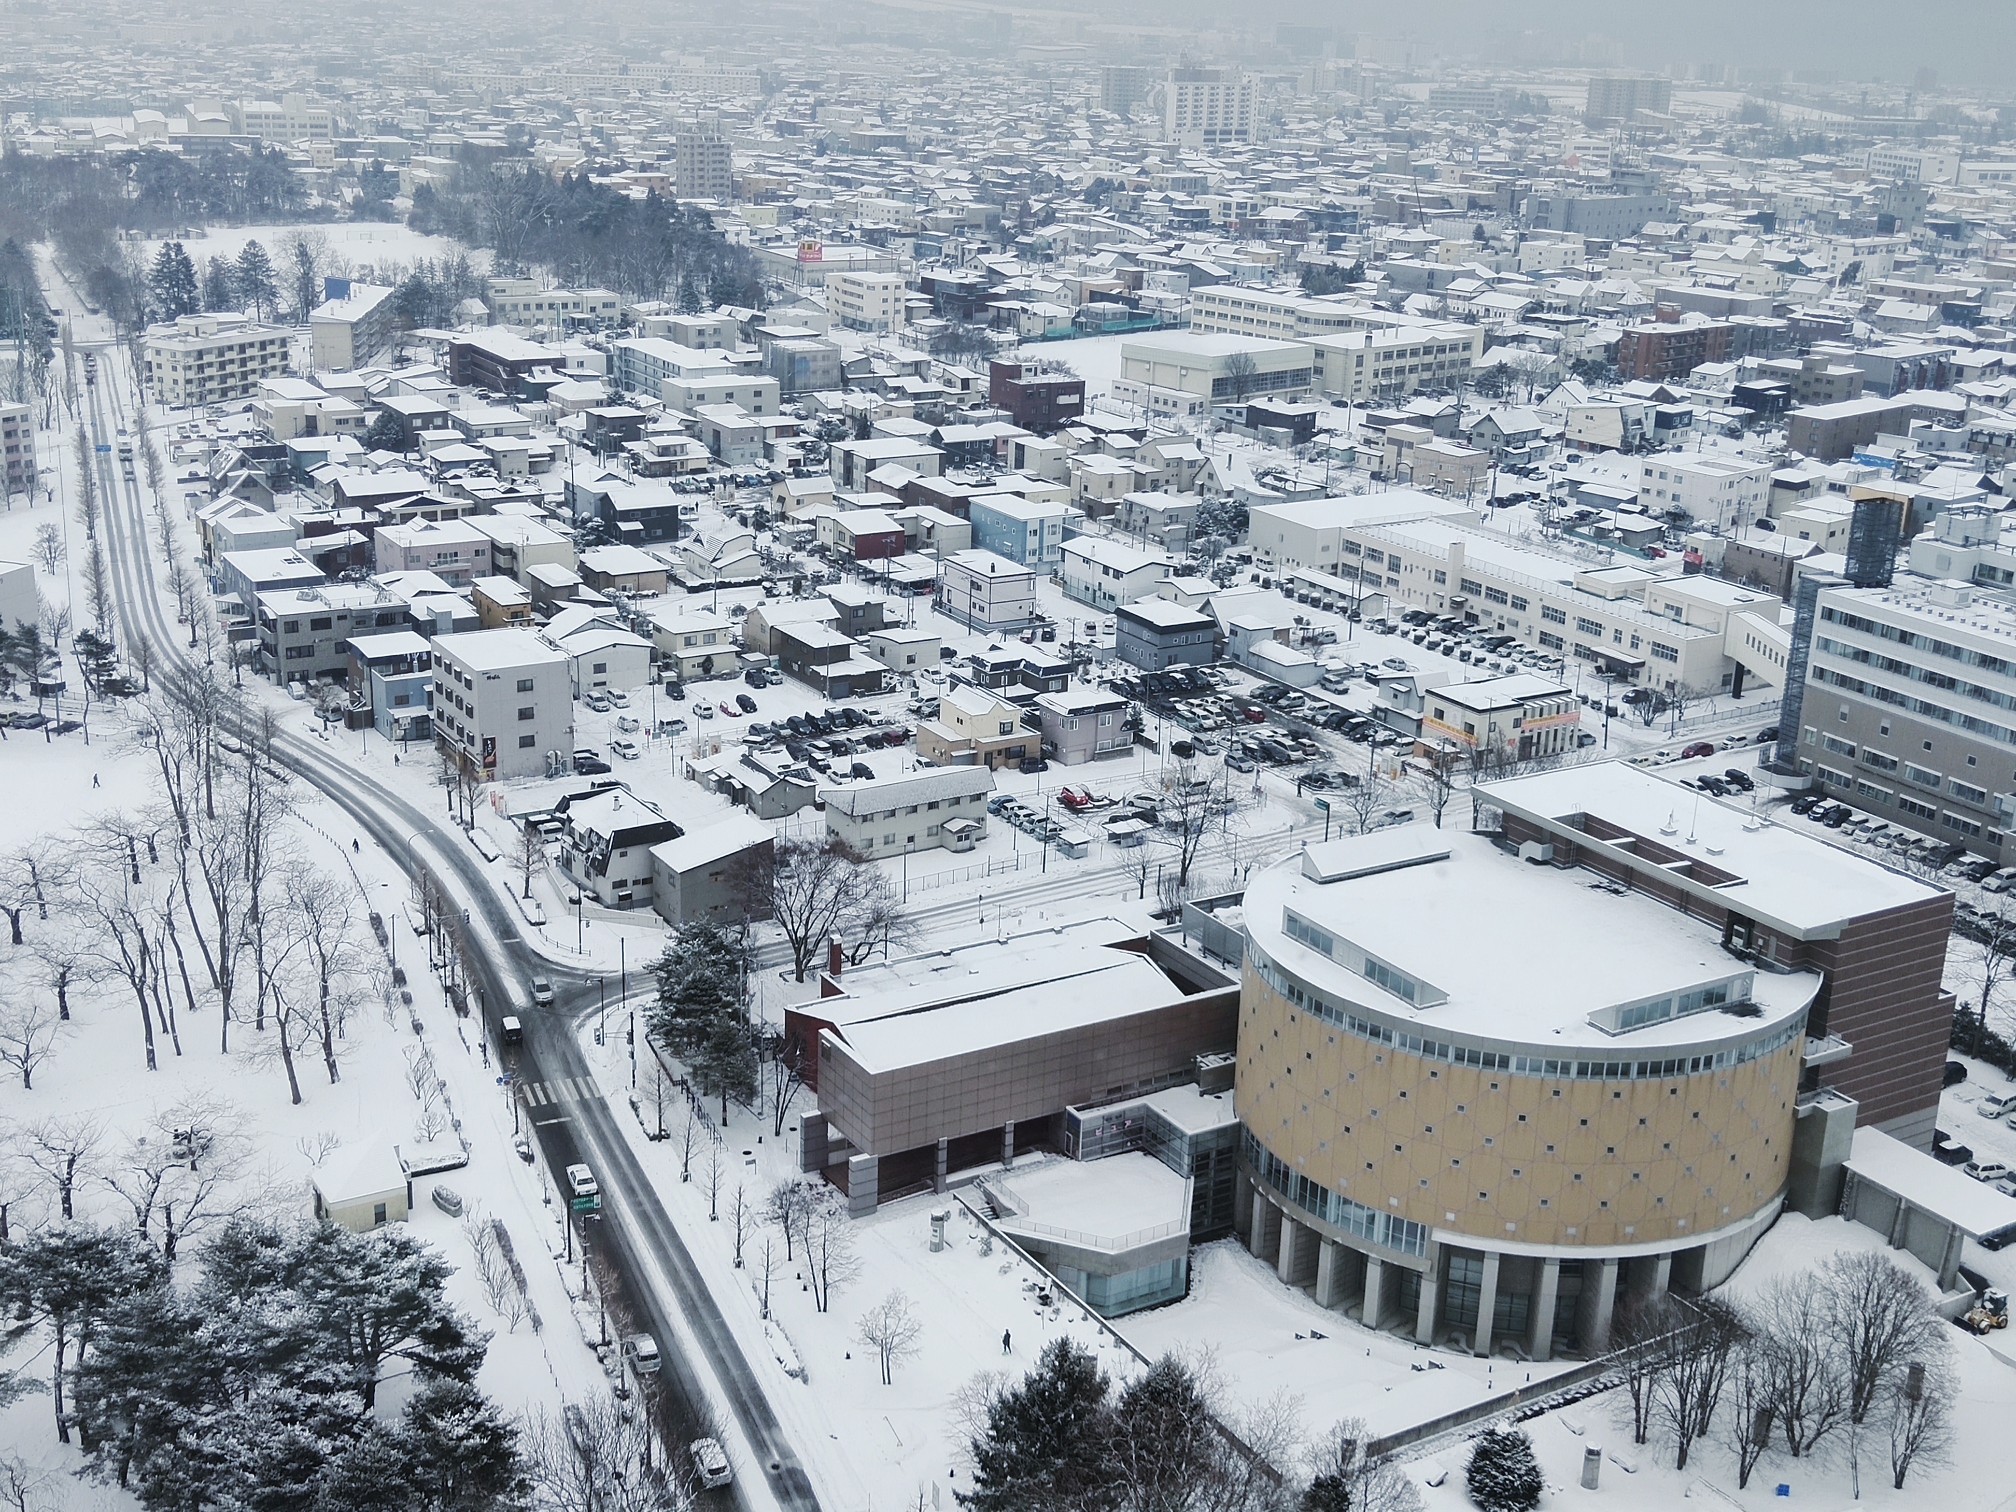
[718,701,740,718]
[1966,1160,2012,1184]
[694,702,714,719]
[1946,1061,1970,1087]
[690,1438,732,1490]
[1680,742,1716,759]
[584,692,612,713]
[1978,1092,2016,1119]
[431,1185,465,1217]
[606,689,629,708]
[736,692,758,713]
[624,1334,662,1375]
[611,738,639,760]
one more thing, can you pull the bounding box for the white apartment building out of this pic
[1863,145,1961,184]
[1304,319,1484,404]
[1188,288,1362,341]
[936,549,1040,631]
[143,313,293,407]
[675,123,736,201]
[661,372,780,416]
[431,628,573,781]
[373,519,493,587]
[485,279,622,330]
[0,403,35,498]
[1163,67,1256,149]
[309,283,399,371]
[820,766,994,858]
[1059,537,1175,610]
[1637,453,1772,532]
[825,271,906,332]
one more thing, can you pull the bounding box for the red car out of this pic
[719,701,740,718]
[1681,741,1715,759]
[1242,706,1268,723]
[1058,786,1093,811]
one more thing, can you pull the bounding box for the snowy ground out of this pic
[141,222,479,282]
[1013,331,1131,399]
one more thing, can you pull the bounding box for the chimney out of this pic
[827,935,844,977]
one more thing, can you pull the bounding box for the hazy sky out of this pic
[1272,0,2016,88]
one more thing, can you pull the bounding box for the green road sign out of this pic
[572,1195,601,1213]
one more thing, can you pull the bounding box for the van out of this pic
[1978,1092,2016,1120]
[499,1015,524,1045]
[624,1333,662,1375]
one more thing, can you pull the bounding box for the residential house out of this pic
[649,815,775,927]
[1033,687,1133,764]
[1115,597,1219,672]
[1059,538,1174,610]
[916,682,1037,770]
[556,787,683,910]
[936,550,1039,631]
[820,767,994,858]
[431,629,573,781]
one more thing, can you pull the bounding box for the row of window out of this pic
[1250,946,1804,1082]
[1812,665,2016,747]
[1245,1133,1430,1257]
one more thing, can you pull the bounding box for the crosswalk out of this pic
[520,1075,603,1107]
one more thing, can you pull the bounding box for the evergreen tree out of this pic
[235,240,280,321]
[1464,1426,1543,1512]
[363,409,407,453]
[147,242,200,322]
[200,256,237,312]
[1302,1472,1355,1512]
[961,1338,1114,1512]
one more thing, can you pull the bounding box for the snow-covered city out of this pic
[1,1,2016,1509]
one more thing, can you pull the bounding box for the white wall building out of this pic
[825,271,906,332]
[1637,453,1771,532]
[143,313,293,407]
[431,628,573,781]
[1163,67,1256,149]
[936,549,1040,631]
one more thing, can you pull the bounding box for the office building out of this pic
[1098,64,1156,115]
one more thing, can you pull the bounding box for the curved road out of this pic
[81,352,819,1512]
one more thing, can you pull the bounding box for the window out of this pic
[1576,617,1604,637]
[517,678,534,692]
[518,706,535,721]
[1952,779,1988,806]
[1538,631,1564,650]
[1541,604,1567,625]
[1905,763,1942,788]
[1650,642,1679,663]
[1509,595,1528,612]
[518,734,535,748]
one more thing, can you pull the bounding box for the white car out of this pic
[565,1163,599,1199]
[606,689,630,708]
[1966,1160,2011,1184]
[690,1437,732,1490]
[584,692,612,713]
[611,738,639,760]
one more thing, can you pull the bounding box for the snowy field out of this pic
[141,222,479,280]
[1013,331,1131,399]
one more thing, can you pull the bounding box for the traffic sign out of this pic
[1313,797,1330,812]
[94,443,110,454]
[571,1195,601,1213]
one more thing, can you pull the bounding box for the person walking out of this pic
[1001,1328,1012,1354]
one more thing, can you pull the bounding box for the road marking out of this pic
[522,1075,603,1107]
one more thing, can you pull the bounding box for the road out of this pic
[80,349,819,1512]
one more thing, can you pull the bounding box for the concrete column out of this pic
[1247,1193,1270,1258]
[1887,1192,1911,1249]
[1002,1121,1015,1167]
[1414,1247,1440,1346]
[1473,1250,1501,1359]
[1529,1258,1561,1363]
[1938,1223,1965,1292]
[845,1153,879,1218]
[1362,1256,1386,1331]
[1233,1172,1254,1236]
[1315,1239,1342,1308]
[1277,1215,1303,1286]
[1585,1257,1619,1354]
[799,1112,829,1174]
[1648,1251,1672,1307]
[934,1138,949,1195]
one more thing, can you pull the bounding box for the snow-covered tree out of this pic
[146,243,199,323]
[1464,1426,1542,1512]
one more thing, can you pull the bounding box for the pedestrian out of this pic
[91,773,100,788]
[1001,1328,1011,1354]
[352,839,360,853]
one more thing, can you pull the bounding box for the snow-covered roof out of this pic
[1846,1127,2016,1237]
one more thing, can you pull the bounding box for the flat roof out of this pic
[1478,760,1941,935]
[1846,1127,2016,1237]
[433,627,568,671]
[1248,827,1819,1052]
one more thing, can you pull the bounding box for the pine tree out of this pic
[961,1338,1114,1512]
[362,409,406,453]
[1465,1426,1543,1512]
[147,242,200,322]
[235,240,279,321]
[199,257,237,312]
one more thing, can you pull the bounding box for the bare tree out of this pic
[1220,350,1259,403]
[855,1290,924,1385]
[1885,1347,1955,1490]
[759,1027,807,1137]
[730,836,903,982]
[803,1190,860,1314]
[72,842,171,1071]
[754,1230,781,1319]
[519,820,546,900]
[281,863,372,1084]
[519,1394,679,1512]
[1411,744,1460,830]
[0,839,72,946]
[29,523,61,577]
[1723,1335,1778,1491]
[1609,1296,1671,1447]
[99,1095,250,1260]
[1757,1272,1850,1458]
[728,1181,752,1266]
[1824,1251,1939,1426]
[1153,766,1238,899]
[1302,1419,1422,1512]
[702,1144,723,1221]
[1953,899,2016,1034]
[1649,1298,1745,1470]
[676,1105,701,1183]
[1335,750,1391,837]
[766,1179,816,1262]
[0,992,65,1089]
[20,1114,102,1221]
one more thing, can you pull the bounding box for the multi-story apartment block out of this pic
[372,519,493,587]
[143,314,292,407]
[1637,454,1772,532]
[820,766,993,858]
[1237,762,1951,1359]
[824,271,906,332]
[431,628,573,781]
[483,279,622,331]
[255,582,414,682]
[308,282,399,371]
[987,360,1085,433]
[1164,67,1256,149]
[674,122,735,201]
[1616,318,1733,382]
[0,403,35,498]
[1584,74,1672,124]
[967,493,1067,569]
